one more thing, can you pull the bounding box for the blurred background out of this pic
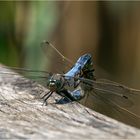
[0,1,140,127]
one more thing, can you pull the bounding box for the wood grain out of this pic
[0,65,140,139]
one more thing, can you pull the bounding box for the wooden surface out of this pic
[0,65,140,139]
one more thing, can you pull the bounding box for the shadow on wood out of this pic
[0,65,140,139]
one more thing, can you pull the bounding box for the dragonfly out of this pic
[1,41,140,128]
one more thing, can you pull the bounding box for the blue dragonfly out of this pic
[1,41,140,128]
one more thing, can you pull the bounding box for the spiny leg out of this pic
[41,91,51,99]
[41,91,52,105]
[43,91,53,105]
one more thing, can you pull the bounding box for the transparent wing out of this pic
[85,89,140,128]
[81,78,140,113]
[0,65,52,87]
[78,77,140,127]
[41,41,74,74]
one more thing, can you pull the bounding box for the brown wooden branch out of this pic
[0,65,140,139]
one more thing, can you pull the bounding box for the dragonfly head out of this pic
[47,74,64,92]
[48,79,57,91]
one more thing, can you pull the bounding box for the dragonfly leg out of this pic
[40,91,51,99]
[55,87,85,104]
[40,91,53,105]
[83,68,95,80]
[55,91,72,104]
[43,91,53,105]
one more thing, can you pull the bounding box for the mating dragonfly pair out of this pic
[1,41,140,128]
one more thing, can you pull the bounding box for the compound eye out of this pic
[48,80,57,91]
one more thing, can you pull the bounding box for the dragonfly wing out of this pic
[41,41,73,73]
[92,79,135,107]
[80,78,140,119]
[84,88,140,128]
[0,66,52,87]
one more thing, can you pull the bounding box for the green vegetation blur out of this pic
[0,2,18,66]
[0,1,140,89]
[0,1,58,70]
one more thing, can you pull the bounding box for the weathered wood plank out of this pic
[0,65,140,139]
